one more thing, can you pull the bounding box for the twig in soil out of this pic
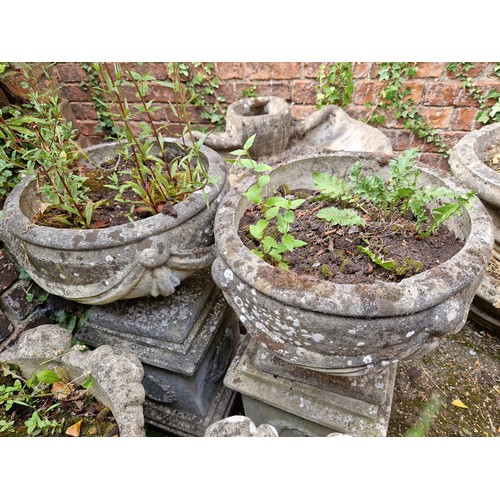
[488,416,497,435]
[419,363,447,397]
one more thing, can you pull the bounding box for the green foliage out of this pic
[51,307,90,334]
[229,135,474,278]
[0,64,91,226]
[170,62,227,131]
[96,62,213,216]
[365,63,450,158]
[316,62,354,108]
[242,85,258,98]
[228,135,306,269]
[316,206,365,227]
[446,62,500,125]
[80,63,120,140]
[0,62,214,228]
[0,346,95,436]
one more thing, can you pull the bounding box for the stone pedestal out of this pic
[76,269,240,436]
[224,336,397,437]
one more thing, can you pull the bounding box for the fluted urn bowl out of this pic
[212,151,493,375]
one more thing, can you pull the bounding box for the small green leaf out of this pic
[249,219,269,240]
[317,206,365,227]
[243,134,256,150]
[265,206,280,219]
[81,374,94,389]
[36,369,61,385]
[282,234,307,251]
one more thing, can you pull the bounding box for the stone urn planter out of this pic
[196,96,392,161]
[449,122,500,334]
[449,122,500,259]
[0,324,146,436]
[212,151,493,375]
[199,96,292,159]
[0,139,228,305]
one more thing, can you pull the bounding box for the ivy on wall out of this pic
[80,63,120,140]
[446,62,500,125]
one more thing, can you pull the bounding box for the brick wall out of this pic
[54,62,500,171]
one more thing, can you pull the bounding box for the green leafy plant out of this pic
[242,85,258,98]
[80,63,120,140]
[0,346,94,436]
[170,62,227,131]
[0,64,92,226]
[364,63,450,158]
[446,62,500,125]
[227,135,306,269]
[231,139,474,279]
[316,62,354,108]
[0,62,214,228]
[312,148,474,271]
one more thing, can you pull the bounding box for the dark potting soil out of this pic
[35,155,189,229]
[238,188,465,285]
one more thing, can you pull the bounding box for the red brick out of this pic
[70,102,98,120]
[419,152,451,172]
[451,107,480,131]
[404,81,425,103]
[416,62,447,78]
[77,120,103,137]
[129,106,169,122]
[253,83,291,101]
[440,130,467,148]
[467,63,489,77]
[56,63,87,83]
[422,81,477,106]
[292,80,317,105]
[394,130,423,151]
[272,62,302,79]
[352,80,384,105]
[303,63,323,79]
[77,135,104,148]
[216,62,244,80]
[419,106,453,129]
[125,62,168,80]
[61,84,92,102]
[245,63,272,80]
[290,105,315,121]
[477,81,500,99]
[344,104,371,122]
[0,280,45,321]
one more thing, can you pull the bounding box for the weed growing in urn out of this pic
[230,135,475,279]
[0,62,213,228]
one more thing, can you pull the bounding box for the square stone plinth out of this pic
[76,269,240,436]
[224,335,397,437]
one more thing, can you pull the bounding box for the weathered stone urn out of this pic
[449,122,500,334]
[199,96,292,159]
[0,324,146,436]
[449,122,500,260]
[195,96,392,162]
[0,139,228,305]
[212,151,493,375]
